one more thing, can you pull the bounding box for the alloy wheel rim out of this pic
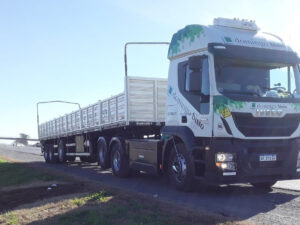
[171,153,187,183]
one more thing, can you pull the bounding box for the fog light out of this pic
[216,162,236,171]
[297,151,300,168]
[216,153,234,162]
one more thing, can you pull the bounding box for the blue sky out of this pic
[0,0,300,141]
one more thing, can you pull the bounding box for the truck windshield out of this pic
[215,58,300,102]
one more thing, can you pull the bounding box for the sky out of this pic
[1,0,300,142]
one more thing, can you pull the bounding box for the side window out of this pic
[201,58,210,96]
[185,65,193,91]
[185,64,202,93]
[178,56,210,115]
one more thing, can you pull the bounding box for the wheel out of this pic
[97,139,109,169]
[58,140,67,163]
[168,143,195,192]
[48,145,58,163]
[43,144,50,163]
[110,140,130,178]
[68,156,76,162]
[251,181,277,189]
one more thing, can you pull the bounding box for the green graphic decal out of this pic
[224,36,232,43]
[168,86,173,94]
[213,96,246,115]
[168,25,204,58]
[293,103,300,111]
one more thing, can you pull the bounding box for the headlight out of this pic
[297,151,300,168]
[216,153,234,162]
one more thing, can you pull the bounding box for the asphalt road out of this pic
[1,144,300,225]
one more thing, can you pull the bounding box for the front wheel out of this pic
[251,181,277,189]
[168,143,195,192]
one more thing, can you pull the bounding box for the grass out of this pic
[0,157,242,225]
[0,212,19,225]
[60,192,187,225]
[0,157,56,187]
[72,190,110,206]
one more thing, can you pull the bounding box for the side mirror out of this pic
[188,56,203,71]
[186,71,202,93]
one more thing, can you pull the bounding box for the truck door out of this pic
[177,55,212,137]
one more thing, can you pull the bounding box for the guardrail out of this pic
[0,137,39,141]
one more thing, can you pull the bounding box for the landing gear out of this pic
[43,144,50,163]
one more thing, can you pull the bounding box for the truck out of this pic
[38,18,300,191]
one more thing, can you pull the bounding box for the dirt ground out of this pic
[0,183,87,213]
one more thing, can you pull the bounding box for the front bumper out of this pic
[201,138,300,184]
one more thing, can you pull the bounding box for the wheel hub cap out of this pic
[171,153,187,182]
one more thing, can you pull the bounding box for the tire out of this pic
[110,140,130,178]
[251,181,277,189]
[43,144,50,163]
[48,145,58,163]
[168,143,195,192]
[68,156,76,162]
[97,139,109,169]
[58,140,67,163]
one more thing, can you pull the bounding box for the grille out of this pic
[231,112,300,137]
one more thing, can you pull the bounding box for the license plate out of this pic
[259,154,277,162]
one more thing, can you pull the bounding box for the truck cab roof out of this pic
[168,18,293,60]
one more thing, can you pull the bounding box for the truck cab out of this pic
[162,18,300,190]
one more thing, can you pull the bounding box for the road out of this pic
[0,144,299,225]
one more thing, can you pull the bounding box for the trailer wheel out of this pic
[110,141,130,178]
[251,181,277,189]
[58,141,67,163]
[168,143,195,192]
[97,139,109,169]
[48,145,58,163]
[43,145,50,163]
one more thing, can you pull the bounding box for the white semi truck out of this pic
[38,18,300,191]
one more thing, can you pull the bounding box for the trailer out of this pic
[39,18,300,191]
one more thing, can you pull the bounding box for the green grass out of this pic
[0,212,19,225]
[0,157,56,187]
[72,190,110,206]
[60,191,187,225]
